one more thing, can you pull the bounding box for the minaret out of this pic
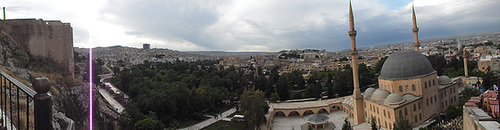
[463,49,469,77]
[412,4,420,52]
[348,1,365,125]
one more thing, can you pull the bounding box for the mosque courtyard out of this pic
[270,110,370,130]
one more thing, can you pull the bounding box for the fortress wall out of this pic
[0,19,74,77]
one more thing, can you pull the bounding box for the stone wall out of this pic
[0,19,74,77]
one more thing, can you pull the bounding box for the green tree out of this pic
[133,118,165,130]
[240,88,266,129]
[269,92,280,103]
[276,75,290,100]
[342,118,353,130]
[393,117,411,130]
[445,106,459,121]
[481,71,498,90]
[372,56,388,74]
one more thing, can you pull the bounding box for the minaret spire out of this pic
[348,0,364,125]
[412,3,420,52]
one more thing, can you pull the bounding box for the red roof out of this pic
[471,97,481,100]
[465,102,478,107]
[491,104,499,117]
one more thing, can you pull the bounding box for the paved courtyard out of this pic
[271,110,370,130]
[271,110,348,130]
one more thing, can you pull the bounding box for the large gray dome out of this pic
[379,50,436,80]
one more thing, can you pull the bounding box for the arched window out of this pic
[433,79,436,86]
[412,85,416,91]
[425,82,427,89]
[399,86,403,92]
[399,110,403,118]
[429,81,432,87]
[405,108,408,115]
[405,85,409,92]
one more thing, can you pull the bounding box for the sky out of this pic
[1,0,499,52]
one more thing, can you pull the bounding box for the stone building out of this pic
[342,3,460,129]
[0,19,74,77]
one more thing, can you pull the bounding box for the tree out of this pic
[133,118,165,130]
[342,118,353,130]
[240,88,266,129]
[393,117,411,130]
[269,92,280,103]
[276,75,290,100]
[445,106,459,121]
[371,117,377,130]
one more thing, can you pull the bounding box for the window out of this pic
[388,112,391,119]
[399,86,403,92]
[433,79,435,86]
[429,81,431,87]
[384,110,386,117]
[434,95,437,102]
[426,99,429,105]
[413,104,416,112]
[399,110,403,118]
[385,121,388,128]
[405,108,408,115]
[415,115,418,123]
[425,82,427,89]
[412,85,416,91]
[418,102,421,109]
[370,104,372,111]
[377,107,379,114]
[419,113,422,120]
[405,85,409,92]
[430,97,433,104]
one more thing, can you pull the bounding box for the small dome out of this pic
[402,94,419,101]
[370,89,390,101]
[384,93,406,105]
[364,88,376,98]
[306,114,329,125]
[438,76,452,85]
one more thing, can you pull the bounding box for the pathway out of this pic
[179,107,237,130]
[98,88,124,113]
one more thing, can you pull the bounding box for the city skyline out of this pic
[2,0,500,52]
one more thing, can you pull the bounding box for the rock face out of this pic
[1,23,82,130]
[0,19,74,78]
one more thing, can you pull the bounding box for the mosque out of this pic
[342,2,460,129]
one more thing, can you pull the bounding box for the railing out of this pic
[0,71,52,130]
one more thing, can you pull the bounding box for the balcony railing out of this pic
[0,70,52,130]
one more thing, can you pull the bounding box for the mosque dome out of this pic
[384,93,405,105]
[379,50,436,80]
[438,76,452,85]
[363,88,376,98]
[370,89,390,101]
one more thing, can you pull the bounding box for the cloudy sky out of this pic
[1,0,499,52]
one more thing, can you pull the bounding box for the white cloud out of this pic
[1,0,499,51]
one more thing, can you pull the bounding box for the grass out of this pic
[202,121,247,130]
[178,116,210,128]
